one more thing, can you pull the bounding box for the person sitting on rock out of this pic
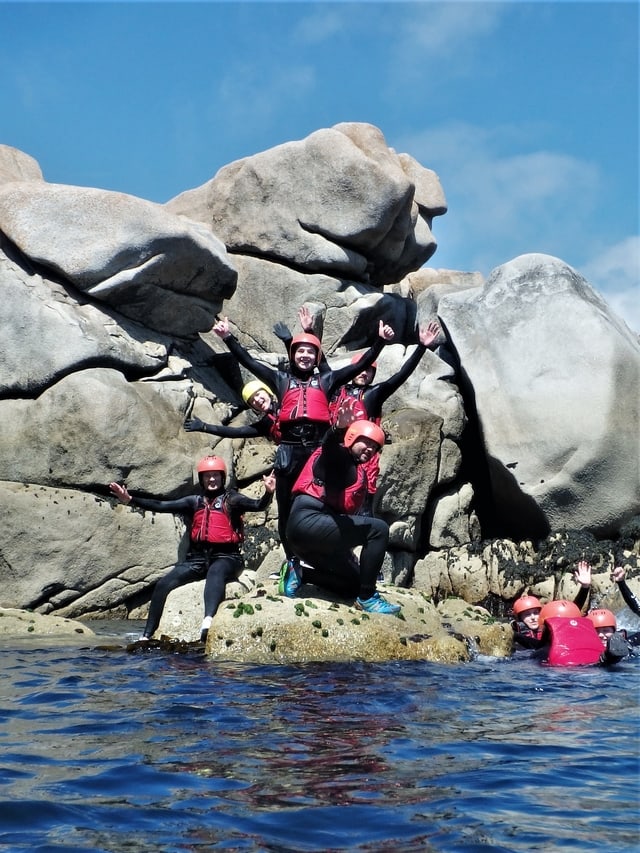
[184,380,281,445]
[109,456,275,644]
[328,319,443,512]
[210,314,394,577]
[282,414,400,615]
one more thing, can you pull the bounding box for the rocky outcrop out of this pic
[0,123,638,660]
[0,182,237,336]
[438,253,640,539]
[155,556,513,665]
[0,607,95,641]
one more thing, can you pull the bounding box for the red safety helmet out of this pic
[538,599,582,628]
[512,595,542,617]
[350,353,377,372]
[197,456,227,483]
[587,609,617,630]
[343,420,386,450]
[291,333,322,357]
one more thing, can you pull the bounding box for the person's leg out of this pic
[287,497,388,600]
[200,554,243,641]
[274,446,310,559]
[142,557,205,639]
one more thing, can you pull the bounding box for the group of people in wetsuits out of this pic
[510,560,639,666]
[111,307,443,642]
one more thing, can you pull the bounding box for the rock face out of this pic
[438,254,640,539]
[0,125,638,663]
[155,560,513,665]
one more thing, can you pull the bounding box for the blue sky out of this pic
[2,0,638,331]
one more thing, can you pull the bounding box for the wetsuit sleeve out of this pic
[224,488,274,513]
[223,336,281,396]
[617,579,640,616]
[129,495,197,514]
[323,338,386,397]
[368,344,427,406]
[194,420,265,439]
[573,584,590,611]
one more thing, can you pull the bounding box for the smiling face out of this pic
[200,471,224,493]
[349,436,381,465]
[594,625,615,647]
[519,607,541,631]
[248,389,273,413]
[352,366,376,387]
[292,343,318,372]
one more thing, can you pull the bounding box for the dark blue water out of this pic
[0,623,638,853]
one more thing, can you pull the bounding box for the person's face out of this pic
[349,437,381,465]
[520,608,541,631]
[595,625,615,647]
[249,389,272,413]
[201,471,224,492]
[353,367,375,387]
[293,344,318,371]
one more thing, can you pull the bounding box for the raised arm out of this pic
[212,316,280,394]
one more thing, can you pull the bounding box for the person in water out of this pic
[528,599,629,666]
[210,314,394,571]
[283,415,400,615]
[511,560,594,650]
[110,456,275,643]
[184,380,281,445]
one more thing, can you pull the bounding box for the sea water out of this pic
[0,621,638,853]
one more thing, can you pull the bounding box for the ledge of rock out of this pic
[158,571,513,664]
[0,607,95,641]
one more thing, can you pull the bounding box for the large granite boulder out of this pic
[439,253,640,539]
[0,182,237,336]
[166,122,446,287]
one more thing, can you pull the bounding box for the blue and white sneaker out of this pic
[278,558,302,598]
[355,591,400,615]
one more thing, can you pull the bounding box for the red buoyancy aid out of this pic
[329,385,369,426]
[543,616,604,667]
[265,412,282,444]
[279,376,331,425]
[293,447,368,514]
[191,494,243,545]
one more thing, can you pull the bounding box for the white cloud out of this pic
[396,122,601,272]
[217,63,316,128]
[293,9,346,44]
[402,1,505,56]
[580,237,640,333]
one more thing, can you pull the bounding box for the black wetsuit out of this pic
[131,487,272,638]
[221,334,385,558]
[285,430,389,601]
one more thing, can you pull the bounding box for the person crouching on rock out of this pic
[110,456,275,643]
[282,417,400,615]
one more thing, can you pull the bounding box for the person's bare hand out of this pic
[611,566,626,583]
[298,305,314,333]
[419,320,442,349]
[212,316,230,339]
[378,320,394,342]
[573,560,592,587]
[263,471,277,493]
[109,482,132,504]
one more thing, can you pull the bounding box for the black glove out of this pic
[273,321,292,341]
[184,417,206,433]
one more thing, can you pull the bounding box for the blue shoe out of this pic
[278,558,302,598]
[355,591,400,615]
